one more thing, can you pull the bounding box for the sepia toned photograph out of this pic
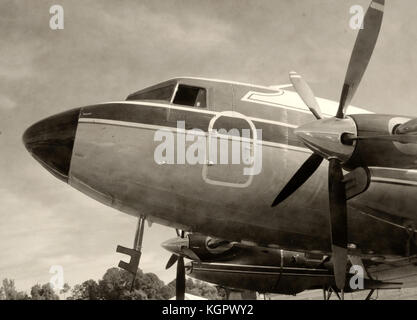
[1,0,417,310]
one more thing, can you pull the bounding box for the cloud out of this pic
[0,94,16,110]
[0,183,175,291]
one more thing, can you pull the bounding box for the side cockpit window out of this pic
[126,82,207,108]
[173,85,207,108]
[126,84,175,102]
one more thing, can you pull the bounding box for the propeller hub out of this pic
[295,117,357,163]
[161,237,189,256]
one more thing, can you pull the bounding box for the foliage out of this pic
[66,268,176,300]
[30,283,59,300]
[1,279,29,300]
[60,283,71,295]
[0,286,5,300]
[67,280,100,300]
[0,267,224,300]
[66,267,223,300]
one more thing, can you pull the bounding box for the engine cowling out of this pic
[346,114,417,169]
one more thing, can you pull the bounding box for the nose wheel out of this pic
[116,216,146,291]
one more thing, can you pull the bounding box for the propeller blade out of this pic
[271,153,323,207]
[336,0,385,118]
[289,71,322,119]
[176,256,186,300]
[165,254,178,270]
[175,229,181,237]
[328,158,348,290]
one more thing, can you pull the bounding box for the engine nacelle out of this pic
[347,114,417,169]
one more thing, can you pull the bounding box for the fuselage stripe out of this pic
[79,102,310,150]
[78,117,311,153]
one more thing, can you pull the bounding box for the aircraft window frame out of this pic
[172,84,207,108]
[126,83,176,103]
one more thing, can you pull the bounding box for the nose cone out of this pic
[294,117,357,163]
[161,237,189,255]
[23,108,81,182]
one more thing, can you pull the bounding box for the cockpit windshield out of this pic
[126,83,175,102]
[126,81,207,108]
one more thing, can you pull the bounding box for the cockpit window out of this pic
[173,85,207,108]
[126,84,175,102]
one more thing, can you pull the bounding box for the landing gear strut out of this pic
[323,286,344,300]
[323,287,378,300]
[116,216,146,291]
[365,289,376,300]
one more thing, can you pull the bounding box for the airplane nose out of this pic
[23,108,81,182]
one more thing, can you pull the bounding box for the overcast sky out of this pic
[1,0,417,292]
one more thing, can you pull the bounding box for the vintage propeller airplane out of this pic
[22,0,417,299]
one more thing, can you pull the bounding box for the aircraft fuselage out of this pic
[23,77,417,264]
